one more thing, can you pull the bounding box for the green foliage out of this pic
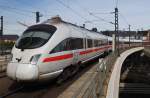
[0,41,15,49]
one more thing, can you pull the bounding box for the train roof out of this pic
[41,16,143,42]
[42,16,108,40]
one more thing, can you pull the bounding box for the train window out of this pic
[70,38,83,49]
[50,37,83,54]
[15,24,57,49]
[109,41,112,45]
[87,39,93,48]
[50,38,71,53]
[102,40,108,45]
[94,40,99,47]
[98,40,102,46]
[103,40,106,45]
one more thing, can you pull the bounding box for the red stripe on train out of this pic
[43,53,73,62]
[43,45,112,62]
[79,49,93,55]
[79,45,112,55]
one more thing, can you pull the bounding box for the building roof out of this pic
[101,30,148,37]
[1,35,19,41]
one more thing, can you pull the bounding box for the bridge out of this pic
[55,46,150,98]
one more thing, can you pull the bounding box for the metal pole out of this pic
[0,16,3,36]
[146,31,150,45]
[36,11,40,23]
[36,11,42,23]
[142,31,143,47]
[115,8,119,56]
[112,34,116,52]
[0,16,3,55]
[129,25,131,47]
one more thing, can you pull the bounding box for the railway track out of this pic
[119,50,150,98]
[0,72,6,78]
[0,86,24,98]
[120,83,150,94]
[119,83,150,98]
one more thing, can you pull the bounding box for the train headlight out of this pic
[30,54,41,65]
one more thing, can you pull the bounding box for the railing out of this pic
[68,52,119,98]
[68,46,144,98]
[106,47,144,98]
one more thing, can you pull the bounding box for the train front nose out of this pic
[16,64,39,81]
[7,63,39,81]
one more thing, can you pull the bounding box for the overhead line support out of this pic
[0,16,3,55]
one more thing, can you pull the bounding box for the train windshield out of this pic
[15,24,57,49]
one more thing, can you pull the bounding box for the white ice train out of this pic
[6,17,142,82]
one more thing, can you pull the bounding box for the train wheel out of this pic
[56,67,71,85]
[56,65,79,85]
[70,64,80,76]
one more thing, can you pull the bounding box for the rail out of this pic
[120,83,150,94]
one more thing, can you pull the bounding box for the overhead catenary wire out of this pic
[1,0,122,33]
[10,0,36,11]
[0,7,33,17]
[0,4,35,13]
[72,0,115,25]
[119,12,130,26]
[75,0,112,15]
[55,0,103,27]
[115,0,119,8]
[73,0,91,14]
[55,0,88,21]
[90,12,114,15]
[89,13,115,25]
[0,0,52,19]
[0,4,35,18]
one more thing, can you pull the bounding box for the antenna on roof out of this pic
[83,24,85,28]
[92,28,98,32]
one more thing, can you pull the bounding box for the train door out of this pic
[72,50,79,65]
[79,32,87,62]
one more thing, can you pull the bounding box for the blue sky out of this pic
[0,0,150,35]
